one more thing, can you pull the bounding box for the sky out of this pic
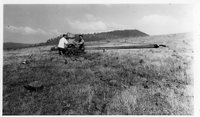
[4,4,193,43]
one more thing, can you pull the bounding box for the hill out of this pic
[46,29,149,45]
[4,29,149,50]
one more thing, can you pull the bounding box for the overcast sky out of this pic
[4,4,193,43]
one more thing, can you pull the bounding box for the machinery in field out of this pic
[50,32,166,56]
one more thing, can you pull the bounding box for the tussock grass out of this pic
[3,33,193,115]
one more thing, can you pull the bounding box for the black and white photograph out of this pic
[1,0,199,115]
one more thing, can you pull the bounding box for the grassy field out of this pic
[3,33,193,115]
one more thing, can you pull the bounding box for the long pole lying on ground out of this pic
[85,44,166,50]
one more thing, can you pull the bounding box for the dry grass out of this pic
[3,33,193,115]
